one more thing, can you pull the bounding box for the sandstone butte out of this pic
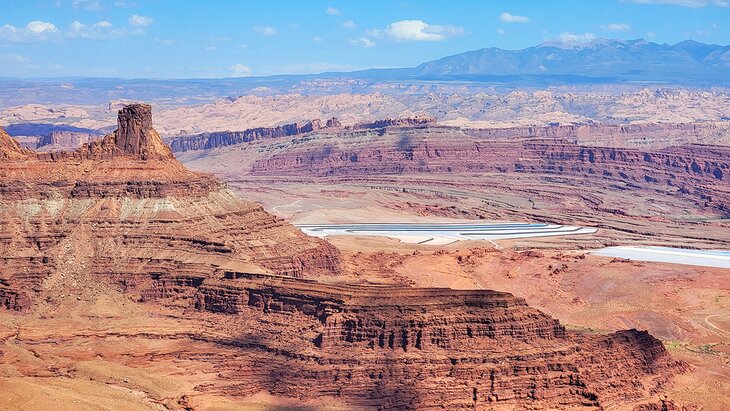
[35,130,100,152]
[0,104,690,410]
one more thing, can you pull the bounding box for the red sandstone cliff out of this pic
[169,120,725,154]
[0,105,689,409]
[244,126,728,215]
[0,126,28,159]
[0,103,341,311]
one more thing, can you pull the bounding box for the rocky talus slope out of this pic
[0,105,688,409]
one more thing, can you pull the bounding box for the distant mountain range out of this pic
[360,39,730,84]
[1,39,729,108]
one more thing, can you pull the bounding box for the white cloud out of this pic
[495,28,506,35]
[374,20,464,42]
[350,37,375,47]
[254,25,277,36]
[204,45,217,51]
[68,19,148,39]
[500,12,530,23]
[1,15,153,43]
[558,32,596,43]
[601,23,631,31]
[0,21,59,42]
[27,21,58,33]
[646,31,657,38]
[230,64,252,77]
[365,28,382,37]
[691,29,711,36]
[128,14,153,27]
[313,36,324,42]
[341,20,356,29]
[68,20,113,39]
[326,6,341,15]
[623,0,727,6]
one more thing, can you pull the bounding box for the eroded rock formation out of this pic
[352,116,437,130]
[168,119,328,152]
[246,126,729,215]
[178,271,687,409]
[0,104,340,309]
[0,105,688,409]
[167,116,439,153]
[35,130,100,152]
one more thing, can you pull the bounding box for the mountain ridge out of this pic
[409,38,730,83]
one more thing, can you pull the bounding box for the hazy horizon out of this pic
[2,0,729,79]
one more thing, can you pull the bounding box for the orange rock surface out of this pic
[0,104,691,410]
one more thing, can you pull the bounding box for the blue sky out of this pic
[1,0,728,78]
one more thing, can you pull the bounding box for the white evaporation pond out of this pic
[296,222,597,245]
[592,246,730,269]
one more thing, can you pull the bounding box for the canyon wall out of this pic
[0,104,341,311]
[245,126,729,215]
[168,119,329,152]
[465,122,728,148]
[178,271,687,409]
[167,116,440,153]
[0,105,690,409]
[169,119,728,154]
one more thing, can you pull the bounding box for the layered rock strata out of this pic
[167,116,437,153]
[179,271,686,409]
[465,122,727,148]
[169,120,726,154]
[0,104,341,310]
[245,126,729,215]
[0,105,688,409]
[352,116,437,130]
[168,119,329,152]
